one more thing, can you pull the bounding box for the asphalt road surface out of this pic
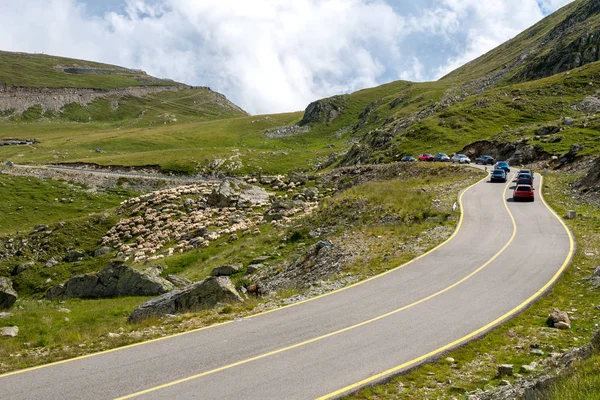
[1,168,573,400]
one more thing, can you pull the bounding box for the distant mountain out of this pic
[0,50,247,124]
[298,0,600,168]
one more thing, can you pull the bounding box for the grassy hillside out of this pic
[0,50,177,89]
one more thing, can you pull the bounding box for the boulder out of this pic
[0,278,17,310]
[547,308,571,328]
[65,250,85,262]
[1,326,18,337]
[497,364,514,378]
[128,276,242,322]
[207,180,239,208]
[211,263,243,276]
[246,263,263,274]
[45,261,174,300]
[94,247,113,257]
[0,312,14,319]
[249,255,271,265]
[535,126,561,136]
[11,261,34,276]
[238,185,270,207]
[166,275,193,288]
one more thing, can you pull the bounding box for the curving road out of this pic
[0,168,573,400]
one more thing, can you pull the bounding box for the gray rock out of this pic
[0,278,18,310]
[211,264,243,276]
[520,364,536,373]
[535,125,561,136]
[128,276,243,322]
[549,135,564,143]
[34,224,48,232]
[11,261,34,276]
[45,257,59,268]
[45,261,174,300]
[165,275,193,288]
[249,255,271,265]
[302,187,319,200]
[548,308,570,328]
[1,326,18,337]
[530,349,544,356]
[94,247,113,257]
[65,250,85,262]
[246,263,264,274]
[593,266,600,277]
[238,185,271,206]
[562,117,576,126]
[497,364,514,378]
[207,180,239,208]
[0,312,14,319]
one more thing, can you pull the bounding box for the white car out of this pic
[451,154,471,164]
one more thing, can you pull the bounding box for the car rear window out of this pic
[517,186,531,191]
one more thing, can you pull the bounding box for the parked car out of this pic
[495,161,510,173]
[5,161,14,166]
[419,153,434,161]
[513,184,535,202]
[516,173,533,185]
[400,155,416,162]
[433,153,450,162]
[475,155,495,165]
[490,169,507,182]
[451,154,471,164]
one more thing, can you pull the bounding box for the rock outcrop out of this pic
[300,95,348,125]
[45,261,174,300]
[0,277,17,309]
[128,276,242,322]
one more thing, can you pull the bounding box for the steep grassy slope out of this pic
[0,50,177,88]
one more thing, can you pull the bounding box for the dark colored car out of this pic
[433,153,450,162]
[518,169,534,180]
[513,184,535,202]
[475,155,495,165]
[490,169,507,182]
[516,173,533,185]
[400,156,416,162]
[494,161,510,173]
[419,153,434,161]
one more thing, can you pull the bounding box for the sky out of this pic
[0,0,575,114]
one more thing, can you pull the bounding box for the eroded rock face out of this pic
[0,278,18,309]
[128,276,242,322]
[45,261,174,300]
[300,95,348,125]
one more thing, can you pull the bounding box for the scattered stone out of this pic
[249,255,271,265]
[530,349,544,356]
[211,264,243,277]
[107,332,120,338]
[128,276,243,322]
[0,278,18,310]
[0,312,14,319]
[57,308,71,313]
[229,234,238,242]
[520,364,536,373]
[65,250,85,262]
[165,275,193,288]
[499,380,511,386]
[1,326,18,337]
[45,257,59,268]
[33,224,49,232]
[245,263,263,274]
[94,247,113,257]
[498,364,514,378]
[548,308,571,329]
[46,260,174,300]
[593,266,600,277]
[11,262,34,276]
[445,357,455,363]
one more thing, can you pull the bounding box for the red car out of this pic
[419,153,434,161]
[513,184,535,202]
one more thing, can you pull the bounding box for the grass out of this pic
[0,50,178,89]
[539,354,600,400]
[0,173,130,235]
[346,171,600,399]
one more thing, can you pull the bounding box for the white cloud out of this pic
[0,0,576,114]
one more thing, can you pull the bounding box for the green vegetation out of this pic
[348,172,600,399]
[0,50,177,89]
[540,354,600,400]
[0,173,129,235]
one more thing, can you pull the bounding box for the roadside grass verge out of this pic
[346,171,600,399]
[539,353,600,400]
[0,165,483,374]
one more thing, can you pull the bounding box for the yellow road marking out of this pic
[316,174,575,399]
[0,172,489,380]
[113,174,516,399]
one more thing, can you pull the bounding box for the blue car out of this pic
[490,169,507,182]
[494,161,510,173]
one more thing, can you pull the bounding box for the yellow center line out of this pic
[316,174,575,400]
[114,172,517,399]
